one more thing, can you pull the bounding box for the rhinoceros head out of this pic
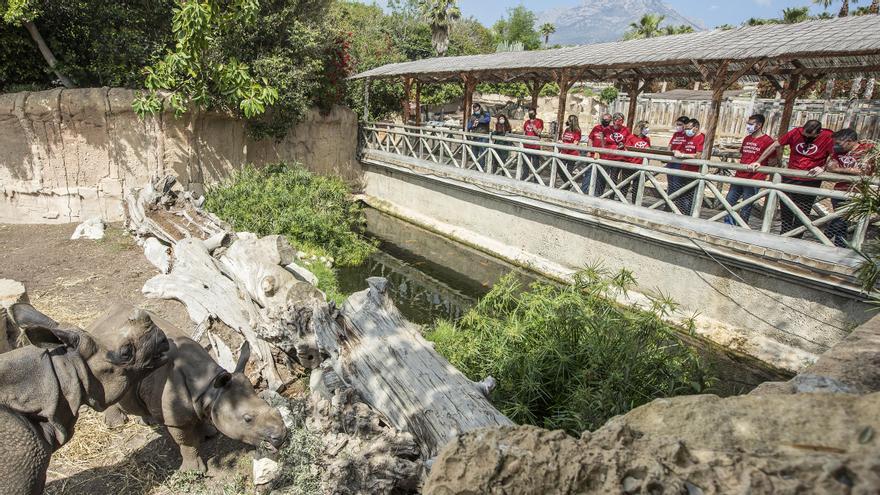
[207,342,287,452]
[10,303,170,410]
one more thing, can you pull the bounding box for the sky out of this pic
[357,1,835,29]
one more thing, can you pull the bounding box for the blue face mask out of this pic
[685,129,696,137]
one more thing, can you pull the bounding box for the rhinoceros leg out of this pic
[0,407,52,495]
[103,405,127,428]
[168,425,207,474]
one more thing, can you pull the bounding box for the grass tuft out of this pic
[427,271,714,434]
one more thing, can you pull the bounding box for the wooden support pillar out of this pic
[414,81,422,126]
[528,78,546,111]
[401,77,413,125]
[694,58,764,159]
[462,74,477,131]
[626,78,651,128]
[554,71,575,139]
[778,73,823,136]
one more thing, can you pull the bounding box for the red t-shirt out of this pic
[604,126,631,162]
[669,131,687,151]
[832,141,876,191]
[589,124,612,148]
[622,134,651,164]
[779,128,834,180]
[679,133,705,172]
[523,119,544,150]
[735,134,777,181]
[561,129,582,156]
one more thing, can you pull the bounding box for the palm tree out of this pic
[813,0,858,17]
[873,0,880,14]
[782,7,811,23]
[664,25,694,35]
[624,14,666,40]
[419,0,461,57]
[539,22,556,47]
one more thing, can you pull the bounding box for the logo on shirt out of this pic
[634,141,649,148]
[795,142,819,156]
[612,132,625,143]
[839,154,858,167]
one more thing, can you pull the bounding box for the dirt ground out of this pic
[0,222,257,495]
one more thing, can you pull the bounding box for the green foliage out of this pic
[133,0,279,120]
[1,0,174,91]
[427,271,712,433]
[418,0,460,56]
[538,22,555,46]
[204,162,377,268]
[492,6,541,51]
[274,397,323,495]
[623,13,694,40]
[598,86,619,104]
[840,143,880,292]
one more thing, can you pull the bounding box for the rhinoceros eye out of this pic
[243,414,254,424]
[107,343,135,365]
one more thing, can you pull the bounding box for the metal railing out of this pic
[361,122,875,249]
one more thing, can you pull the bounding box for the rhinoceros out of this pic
[102,309,287,473]
[0,303,170,495]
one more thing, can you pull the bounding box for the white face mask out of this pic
[641,128,650,136]
[746,123,758,134]
[685,129,697,137]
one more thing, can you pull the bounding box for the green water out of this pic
[337,208,791,395]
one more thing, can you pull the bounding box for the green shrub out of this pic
[427,270,712,434]
[205,162,376,268]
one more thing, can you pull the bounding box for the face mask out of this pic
[746,123,757,134]
[803,133,817,143]
[528,113,536,119]
[675,124,684,133]
[499,120,506,125]
[641,129,650,137]
[601,119,610,127]
[833,144,847,155]
[685,129,696,137]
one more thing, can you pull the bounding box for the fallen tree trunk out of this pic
[125,175,512,463]
[314,277,514,458]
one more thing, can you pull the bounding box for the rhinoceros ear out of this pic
[10,303,59,330]
[235,341,251,374]
[24,326,81,350]
[212,371,233,389]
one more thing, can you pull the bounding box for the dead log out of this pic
[126,175,513,463]
[313,277,514,459]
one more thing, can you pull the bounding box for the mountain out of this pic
[536,0,705,46]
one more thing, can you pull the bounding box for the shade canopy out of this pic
[351,15,880,84]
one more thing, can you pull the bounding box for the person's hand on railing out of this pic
[807,166,826,177]
[746,162,761,172]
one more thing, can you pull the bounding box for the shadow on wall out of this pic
[0,88,360,224]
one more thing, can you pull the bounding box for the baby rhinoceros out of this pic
[0,303,171,495]
[103,312,287,473]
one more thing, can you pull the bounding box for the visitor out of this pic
[561,115,582,182]
[723,114,777,227]
[581,113,614,194]
[521,108,544,181]
[666,115,691,207]
[671,118,705,215]
[618,120,651,203]
[752,119,834,237]
[824,128,876,247]
[493,114,513,167]
[602,112,631,198]
[467,103,492,167]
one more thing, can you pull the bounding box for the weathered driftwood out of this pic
[126,175,512,464]
[314,277,514,458]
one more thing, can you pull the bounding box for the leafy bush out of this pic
[427,269,712,434]
[599,86,620,105]
[204,163,377,268]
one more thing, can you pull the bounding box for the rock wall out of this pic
[0,88,359,224]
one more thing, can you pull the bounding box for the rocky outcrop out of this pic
[424,393,880,494]
[0,88,359,224]
[424,315,880,494]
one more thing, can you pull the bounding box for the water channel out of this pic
[338,208,791,396]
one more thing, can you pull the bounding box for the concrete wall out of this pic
[360,149,872,373]
[0,88,359,224]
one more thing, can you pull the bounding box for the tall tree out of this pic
[418,0,460,57]
[1,0,75,87]
[492,6,541,50]
[539,22,555,47]
[782,7,811,23]
[624,13,665,39]
[813,0,858,17]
